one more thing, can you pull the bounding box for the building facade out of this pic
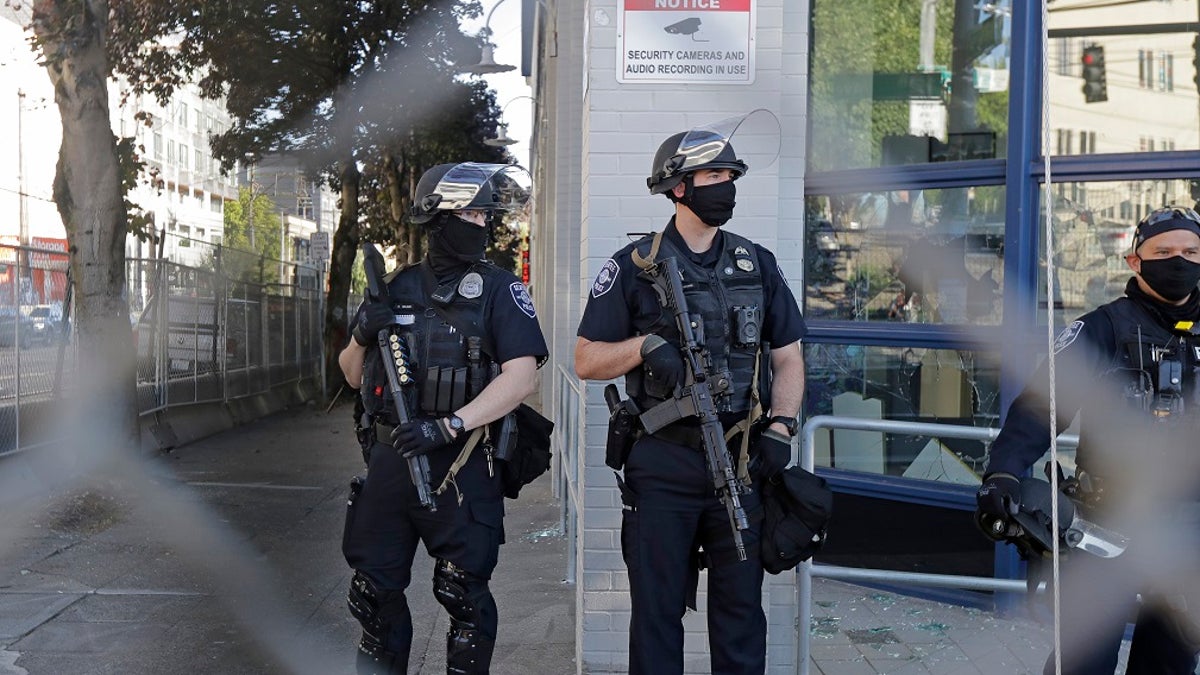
[525,0,1200,672]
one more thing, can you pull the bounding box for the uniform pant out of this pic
[343,437,505,672]
[1044,549,1199,674]
[621,434,765,675]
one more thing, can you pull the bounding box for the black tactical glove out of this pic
[351,302,395,346]
[640,334,686,391]
[752,428,792,479]
[391,417,454,458]
[976,472,1021,519]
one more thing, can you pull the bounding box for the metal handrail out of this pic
[795,414,1078,675]
[556,364,584,585]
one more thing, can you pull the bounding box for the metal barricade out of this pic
[795,415,1078,675]
[0,237,324,457]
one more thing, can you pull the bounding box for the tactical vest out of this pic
[627,231,767,415]
[1100,297,1200,407]
[360,262,498,423]
[1075,297,1200,476]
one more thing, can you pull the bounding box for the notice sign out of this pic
[618,0,755,84]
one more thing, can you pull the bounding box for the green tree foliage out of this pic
[809,0,1008,171]
[172,0,504,393]
[220,187,284,283]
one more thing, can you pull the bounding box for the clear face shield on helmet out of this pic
[416,162,532,222]
[648,108,782,194]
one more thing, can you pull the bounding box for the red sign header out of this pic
[625,0,750,11]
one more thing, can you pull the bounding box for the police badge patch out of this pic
[510,282,537,318]
[1053,320,1084,354]
[591,258,620,298]
[736,258,754,272]
[458,272,484,299]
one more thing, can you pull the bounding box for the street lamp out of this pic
[485,124,518,148]
[484,95,534,147]
[460,0,518,75]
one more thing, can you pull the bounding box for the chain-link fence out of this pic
[0,237,323,456]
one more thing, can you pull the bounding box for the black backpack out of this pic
[759,465,833,574]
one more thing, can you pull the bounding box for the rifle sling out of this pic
[434,427,487,505]
[630,231,664,270]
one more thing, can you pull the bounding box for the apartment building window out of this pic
[1165,53,1174,91]
[180,144,189,170]
[194,107,203,133]
[167,140,176,164]
[1139,49,1146,87]
[153,133,163,160]
[195,149,204,175]
[176,102,188,128]
[1057,129,1073,155]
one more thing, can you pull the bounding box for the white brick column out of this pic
[533,1,811,672]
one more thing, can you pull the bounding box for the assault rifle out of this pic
[638,255,750,560]
[362,243,437,511]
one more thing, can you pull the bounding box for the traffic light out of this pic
[1192,35,1200,94]
[1081,44,1107,103]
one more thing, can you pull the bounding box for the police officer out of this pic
[339,162,548,675]
[574,120,807,675]
[977,206,1200,674]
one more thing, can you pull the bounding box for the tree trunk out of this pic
[33,0,139,453]
[405,163,422,264]
[323,158,361,396]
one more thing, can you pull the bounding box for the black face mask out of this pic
[428,214,488,274]
[681,180,736,227]
[1138,255,1200,302]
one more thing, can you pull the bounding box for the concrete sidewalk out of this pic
[0,401,573,675]
[0,401,1137,675]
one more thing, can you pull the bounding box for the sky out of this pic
[460,0,535,170]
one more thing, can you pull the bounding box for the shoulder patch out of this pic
[591,258,620,298]
[510,282,537,319]
[1053,320,1085,354]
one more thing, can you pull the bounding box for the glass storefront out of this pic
[805,186,1006,325]
[803,0,1200,580]
[809,0,1011,172]
[804,344,1001,480]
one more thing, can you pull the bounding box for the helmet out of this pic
[646,130,748,195]
[410,162,530,225]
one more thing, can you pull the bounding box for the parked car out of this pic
[0,307,40,348]
[24,305,60,346]
[133,295,225,374]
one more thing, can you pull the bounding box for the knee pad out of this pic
[433,559,489,629]
[347,571,410,665]
[434,559,496,674]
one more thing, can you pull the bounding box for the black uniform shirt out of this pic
[577,218,807,348]
[987,305,1119,477]
[350,262,549,367]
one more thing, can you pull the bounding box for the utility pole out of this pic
[247,161,256,249]
[17,89,27,247]
[918,0,938,72]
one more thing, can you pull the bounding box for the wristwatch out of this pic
[445,414,466,437]
[767,415,798,437]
